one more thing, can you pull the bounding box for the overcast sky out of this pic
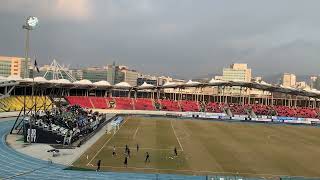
[1,0,320,78]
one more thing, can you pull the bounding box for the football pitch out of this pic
[73,116,320,178]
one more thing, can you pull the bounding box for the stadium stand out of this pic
[180,100,199,112]
[89,97,108,109]
[113,97,134,110]
[229,103,248,115]
[63,96,320,119]
[205,102,224,113]
[134,98,156,110]
[65,96,93,108]
[159,99,180,111]
[250,104,272,116]
[0,96,53,112]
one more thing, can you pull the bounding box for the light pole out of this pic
[23,16,39,144]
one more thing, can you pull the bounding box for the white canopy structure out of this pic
[7,75,22,81]
[74,79,92,85]
[56,79,71,84]
[163,81,176,87]
[34,77,47,83]
[185,80,200,85]
[139,82,154,88]
[114,82,131,88]
[209,78,225,84]
[93,80,111,86]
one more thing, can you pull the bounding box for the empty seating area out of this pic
[0,96,53,112]
[89,97,108,109]
[134,98,155,110]
[113,97,134,110]
[65,96,93,108]
[180,100,199,112]
[159,99,180,111]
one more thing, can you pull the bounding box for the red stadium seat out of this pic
[89,97,108,109]
[113,97,134,110]
[65,96,93,108]
[205,102,224,113]
[180,100,199,112]
[159,99,180,111]
[134,98,156,110]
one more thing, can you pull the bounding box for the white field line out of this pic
[85,164,298,178]
[133,127,139,139]
[86,119,128,166]
[170,120,184,151]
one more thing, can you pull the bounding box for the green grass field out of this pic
[73,116,320,178]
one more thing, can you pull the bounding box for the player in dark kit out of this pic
[136,144,139,152]
[112,145,116,156]
[124,156,128,167]
[96,160,101,172]
[174,147,178,156]
[127,148,131,158]
[125,144,128,153]
[145,152,150,163]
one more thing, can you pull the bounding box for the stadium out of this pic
[1,74,320,180]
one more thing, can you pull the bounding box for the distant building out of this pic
[296,81,310,90]
[82,67,108,83]
[222,63,252,82]
[282,73,296,87]
[0,56,30,78]
[120,67,138,86]
[137,74,158,86]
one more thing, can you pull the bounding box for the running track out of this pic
[0,119,205,180]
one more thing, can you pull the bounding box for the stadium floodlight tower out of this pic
[23,16,39,79]
[22,17,38,144]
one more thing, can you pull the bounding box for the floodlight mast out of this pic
[22,16,39,144]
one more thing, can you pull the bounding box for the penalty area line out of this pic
[86,118,128,166]
[133,127,139,139]
[170,120,184,151]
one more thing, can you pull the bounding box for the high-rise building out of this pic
[222,63,252,82]
[82,67,108,83]
[0,56,30,78]
[120,68,138,86]
[282,73,296,87]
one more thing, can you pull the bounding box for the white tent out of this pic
[34,76,48,82]
[185,80,200,85]
[74,79,92,85]
[139,82,154,88]
[7,75,22,81]
[93,80,111,86]
[56,79,71,84]
[163,81,176,87]
[114,82,131,87]
[209,78,224,84]
[22,78,33,82]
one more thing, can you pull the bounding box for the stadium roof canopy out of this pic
[1,76,320,98]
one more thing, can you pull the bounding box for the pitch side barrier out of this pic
[96,109,320,126]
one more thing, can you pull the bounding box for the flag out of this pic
[34,59,40,73]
